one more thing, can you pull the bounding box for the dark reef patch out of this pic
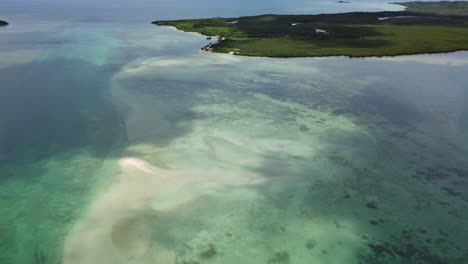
[366,201,378,209]
[305,239,317,250]
[359,228,465,264]
[441,187,462,197]
[198,244,217,259]
[267,251,290,264]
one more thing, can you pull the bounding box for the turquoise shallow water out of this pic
[1,1,468,264]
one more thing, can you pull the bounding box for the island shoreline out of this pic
[152,1,468,58]
[159,24,468,59]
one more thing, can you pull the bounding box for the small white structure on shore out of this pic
[227,20,239,24]
[315,28,330,34]
[378,16,418,21]
[291,23,301,26]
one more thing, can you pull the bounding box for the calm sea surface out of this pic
[0,1,467,264]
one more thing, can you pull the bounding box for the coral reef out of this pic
[198,244,217,260]
[267,251,290,264]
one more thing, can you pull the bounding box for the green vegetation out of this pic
[160,18,247,37]
[0,20,8,26]
[153,2,468,57]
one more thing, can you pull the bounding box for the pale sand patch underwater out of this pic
[63,157,265,264]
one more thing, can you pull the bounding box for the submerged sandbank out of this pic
[63,157,265,264]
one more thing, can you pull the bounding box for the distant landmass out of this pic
[0,21,8,26]
[394,1,468,16]
[153,1,468,58]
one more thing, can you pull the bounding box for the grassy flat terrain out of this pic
[153,1,468,57]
